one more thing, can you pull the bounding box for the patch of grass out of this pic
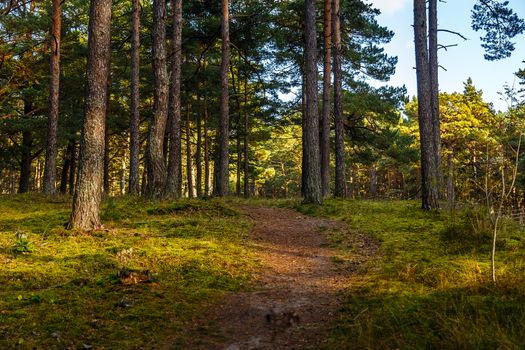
[285,198,525,349]
[0,194,255,349]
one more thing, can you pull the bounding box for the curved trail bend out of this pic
[175,205,375,349]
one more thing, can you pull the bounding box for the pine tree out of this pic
[68,0,112,230]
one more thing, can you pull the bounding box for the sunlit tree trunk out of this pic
[43,0,61,195]
[68,0,112,230]
[146,0,169,198]
[429,0,441,196]
[303,0,322,204]
[333,0,346,198]
[414,0,439,210]
[216,0,230,196]
[204,92,210,196]
[321,0,331,197]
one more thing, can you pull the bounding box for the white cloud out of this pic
[367,0,409,16]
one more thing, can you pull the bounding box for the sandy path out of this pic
[172,205,371,349]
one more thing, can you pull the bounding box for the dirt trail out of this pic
[175,205,371,350]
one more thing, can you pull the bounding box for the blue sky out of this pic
[368,0,525,111]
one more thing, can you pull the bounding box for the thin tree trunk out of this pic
[19,100,33,194]
[60,146,70,194]
[43,0,61,195]
[230,62,242,197]
[69,140,76,195]
[204,92,210,196]
[333,0,346,198]
[19,129,33,193]
[196,93,202,197]
[146,0,169,198]
[68,0,112,230]
[447,150,455,210]
[129,0,141,194]
[243,75,249,198]
[60,141,74,194]
[216,0,230,196]
[185,104,194,198]
[166,0,183,198]
[321,0,331,197]
[303,0,322,204]
[414,0,438,210]
[103,124,110,194]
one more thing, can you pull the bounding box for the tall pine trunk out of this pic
[68,0,112,230]
[333,0,346,198]
[185,104,194,198]
[414,0,439,210]
[146,0,169,198]
[129,0,141,194]
[243,76,249,198]
[429,0,441,195]
[216,0,230,196]
[320,0,331,197]
[303,0,322,204]
[43,0,61,195]
[196,94,202,197]
[204,92,210,196]
[166,0,183,198]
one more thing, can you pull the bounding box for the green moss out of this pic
[0,195,256,349]
[283,198,525,349]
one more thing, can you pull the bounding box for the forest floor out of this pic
[3,196,525,349]
[170,205,377,349]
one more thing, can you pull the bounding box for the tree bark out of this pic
[204,92,210,196]
[321,0,331,197]
[146,0,169,198]
[60,140,74,194]
[333,0,346,198]
[185,104,194,198]
[414,0,439,210]
[43,0,61,195]
[243,76,249,198]
[302,0,323,204]
[129,0,141,194]
[429,0,442,196]
[69,140,76,195]
[196,94,202,197]
[216,0,230,197]
[103,122,110,194]
[68,0,112,230]
[231,63,242,197]
[166,0,183,198]
[60,146,70,194]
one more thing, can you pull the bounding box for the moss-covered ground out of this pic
[287,199,525,349]
[0,194,255,349]
[4,195,525,349]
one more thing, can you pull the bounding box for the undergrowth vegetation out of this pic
[290,199,525,349]
[0,194,255,349]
